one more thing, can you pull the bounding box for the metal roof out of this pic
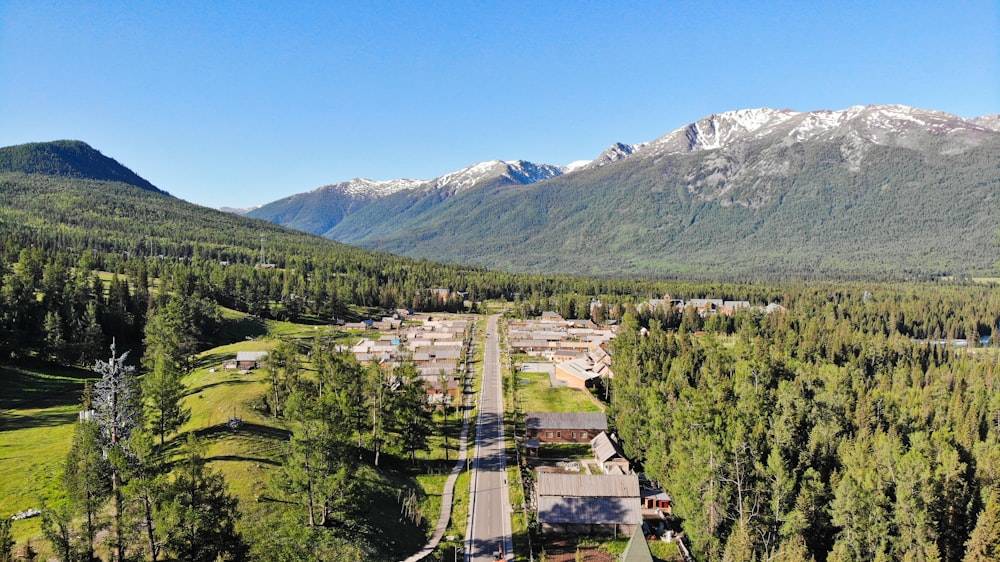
[537,496,640,526]
[526,412,608,431]
[536,472,638,498]
[235,351,268,362]
[591,432,626,464]
[621,527,655,562]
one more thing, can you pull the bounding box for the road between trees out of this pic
[465,315,513,561]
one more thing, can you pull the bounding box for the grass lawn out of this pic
[516,371,604,414]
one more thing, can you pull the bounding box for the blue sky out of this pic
[1,1,997,208]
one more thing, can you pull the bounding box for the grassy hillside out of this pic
[0,309,457,559]
[0,363,100,547]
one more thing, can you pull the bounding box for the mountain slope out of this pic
[251,104,999,278]
[0,140,165,194]
[247,160,565,239]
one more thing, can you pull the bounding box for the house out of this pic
[422,375,460,403]
[591,432,631,474]
[525,412,608,444]
[536,472,641,536]
[552,349,587,362]
[223,351,268,370]
[554,358,601,389]
[721,300,751,316]
[428,288,451,301]
[640,487,672,521]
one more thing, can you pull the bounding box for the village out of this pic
[216,296,775,561]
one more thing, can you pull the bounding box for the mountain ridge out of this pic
[249,104,1000,278]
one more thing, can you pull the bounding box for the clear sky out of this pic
[1,1,997,209]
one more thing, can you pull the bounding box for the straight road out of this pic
[465,314,513,561]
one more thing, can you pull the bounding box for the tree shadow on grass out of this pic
[0,407,78,432]
[205,454,281,466]
[184,377,258,397]
[212,315,268,346]
[193,421,291,442]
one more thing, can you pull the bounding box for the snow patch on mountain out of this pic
[583,142,647,169]
[972,114,1000,132]
[314,177,428,199]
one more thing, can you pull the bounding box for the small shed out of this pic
[235,351,268,370]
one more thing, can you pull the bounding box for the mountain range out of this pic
[246,104,1000,278]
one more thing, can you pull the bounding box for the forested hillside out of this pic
[0,156,665,363]
[0,141,164,194]
[354,138,1000,278]
[610,285,1000,561]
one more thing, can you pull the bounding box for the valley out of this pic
[1,115,999,561]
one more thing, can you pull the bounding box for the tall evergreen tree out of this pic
[142,354,189,446]
[963,489,1000,562]
[63,418,110,560]
[157,435,247,562]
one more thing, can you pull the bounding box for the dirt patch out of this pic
[537,539,615,562]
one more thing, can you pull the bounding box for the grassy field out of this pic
[516,371,604,414]
[0,363,99,548]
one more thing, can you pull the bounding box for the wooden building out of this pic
[536,472,641,536]
[525,412,608,444]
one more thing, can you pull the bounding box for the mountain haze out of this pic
[251,105,1000,278]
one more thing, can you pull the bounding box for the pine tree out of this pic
[0,519,14,562]
[142,354,189,446]
[158,435,247,561]
[963,488,1000,561]
[63,418,110,560]
[390,362,433,464]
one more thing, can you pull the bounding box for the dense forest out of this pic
[610,285,1000,561]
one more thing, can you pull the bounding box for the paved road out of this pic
[465,314,513,561]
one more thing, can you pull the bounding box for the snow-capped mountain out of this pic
[305,160,564,200]
[428,160,564,193]
[250,104,1000,277]
[247,159,565,237]
[642,105,995,158]
[320,177,427,198]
